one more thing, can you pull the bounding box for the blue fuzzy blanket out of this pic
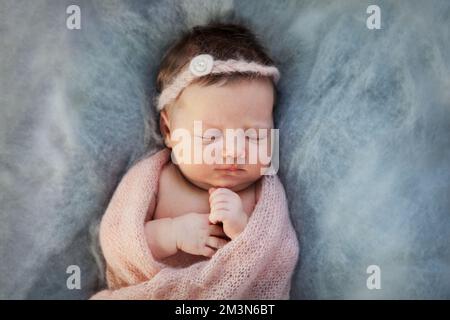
[1,0,449,299]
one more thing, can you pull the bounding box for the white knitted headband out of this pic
[156,54,280,112]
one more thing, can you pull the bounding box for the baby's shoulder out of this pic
[158,161,178,189]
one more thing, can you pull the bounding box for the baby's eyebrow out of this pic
[200,121,219,128]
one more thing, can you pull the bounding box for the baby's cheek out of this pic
[246,139,272,160]
[243,163,264,180]
[181,163,208,177]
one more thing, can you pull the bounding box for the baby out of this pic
[92,22,299,299]
[144,23,280,261]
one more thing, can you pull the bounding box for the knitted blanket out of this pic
[91,148,299,299]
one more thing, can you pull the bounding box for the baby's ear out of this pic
[159,110,172,147]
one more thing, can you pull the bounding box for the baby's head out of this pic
[155,22,279,192]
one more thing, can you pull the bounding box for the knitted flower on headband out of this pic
[156,54,280,112]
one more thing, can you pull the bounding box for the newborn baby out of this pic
[92,23,299,300]
[143,24,281,261]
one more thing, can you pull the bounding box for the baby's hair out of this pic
[155,22,277,102]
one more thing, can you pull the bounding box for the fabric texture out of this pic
[91,148,299,299]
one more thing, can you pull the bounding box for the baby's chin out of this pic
[211,180,255,192]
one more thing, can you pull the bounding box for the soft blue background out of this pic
[1,0,449,299]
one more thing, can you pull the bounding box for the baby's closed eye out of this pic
[195,129,269,143]
[195,134,220,143]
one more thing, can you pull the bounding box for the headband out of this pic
[156,54,280,112]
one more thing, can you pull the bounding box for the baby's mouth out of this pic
[214,164,245,172]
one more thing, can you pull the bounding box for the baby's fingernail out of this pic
[209,187,216,194]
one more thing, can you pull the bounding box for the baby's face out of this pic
[161,77,275,192]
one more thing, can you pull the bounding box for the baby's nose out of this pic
[223,134,246,160]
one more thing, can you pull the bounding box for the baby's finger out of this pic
[202,246,216,258]
[206,236,228,250]
[211,203,230,212]
[208,224,227,237]
[209,210,226,224]
[209,194,231,206]
[209,188,232,202]
[211,187,230,194]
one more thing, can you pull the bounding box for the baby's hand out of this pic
[172,212,229,258]
[208,188,249,240]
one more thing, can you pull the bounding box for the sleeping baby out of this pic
[92,22,299,300]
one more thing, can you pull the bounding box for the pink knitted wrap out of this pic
[91,148,299,299]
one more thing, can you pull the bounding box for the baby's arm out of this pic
[144,218,178,260]
[144,213,229,260]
